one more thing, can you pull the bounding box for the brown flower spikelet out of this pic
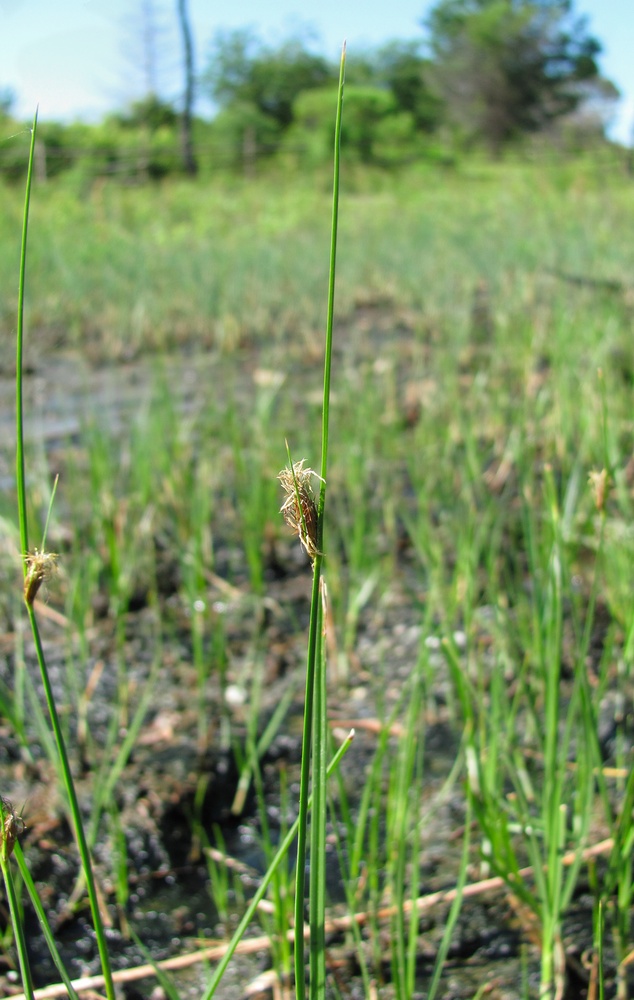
[0,798,25,858]
[24,549,58,605]
[278,460,321,561]
[588,468,609,513]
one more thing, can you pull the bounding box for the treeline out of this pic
[0,0,620,182]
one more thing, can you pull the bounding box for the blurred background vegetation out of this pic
[0,0,623,184]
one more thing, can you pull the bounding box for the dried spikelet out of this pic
[588,468,609,513]
[278,460,322,561]
[0,797,25,858]
[24,549,58,605]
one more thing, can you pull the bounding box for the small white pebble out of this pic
[453,630,467,648]
[373,356,392,375]
[350,686,367,702]
[225,684,246,707]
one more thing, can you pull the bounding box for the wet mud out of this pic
[0,335,628,999]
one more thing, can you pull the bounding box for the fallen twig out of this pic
[10,837,614,999]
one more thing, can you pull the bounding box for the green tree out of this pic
[202,30,334,130]
[113,94,179,131]
[101,98,180,179]
[351,41,443,132]
[425,0,602,152]
[209,102,282,173]
[288,85,417,167]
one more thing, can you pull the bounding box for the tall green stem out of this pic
[15,113,116,1000]
[293,43,346,1000]
[203,734,352,999]
[1,800,34,1000]
[15,115,36,558]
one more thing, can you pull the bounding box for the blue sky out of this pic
[0,0,631,142]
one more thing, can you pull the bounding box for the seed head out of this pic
[0,798,25,858]
[278,460,322,562]
[24,549,58,605]
[588,468,609,514]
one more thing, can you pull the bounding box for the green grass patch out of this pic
[0,144,633,998]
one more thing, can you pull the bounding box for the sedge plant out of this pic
[277,44,346,1000]
[5,63,347,998]
[13,113,116,999]
[444,463,597,1000]
[0,798,33,1000]
[201,732,354,1000]
[590,371,634,995]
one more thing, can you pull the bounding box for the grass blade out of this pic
[14,112,116,1000]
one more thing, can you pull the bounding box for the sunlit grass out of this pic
[1,143,634,996]
[0,151,631,364]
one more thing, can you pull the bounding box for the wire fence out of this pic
[0,124,624,184]
[0,131,329,183]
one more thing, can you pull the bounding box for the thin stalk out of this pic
[203,733,353,1000]
[426,796,472,1000]
[13,841,80,1000]
[25,608,115,997]
[293,42,345,1000]
[41,474,59,550]
[0,802,34,1000]
[318,44,345,497]
[0,861,33,999]
[15,114,116,1000]
[15,114,36,558]
[597,899,605,1000]
[309,592,327,995]
[540,470,565,1000]
[389,666,424,998]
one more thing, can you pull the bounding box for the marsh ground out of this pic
[0,154,633,998]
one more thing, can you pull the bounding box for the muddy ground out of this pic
[0,334,629,999]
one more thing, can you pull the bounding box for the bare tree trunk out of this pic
[176,0,197,176]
